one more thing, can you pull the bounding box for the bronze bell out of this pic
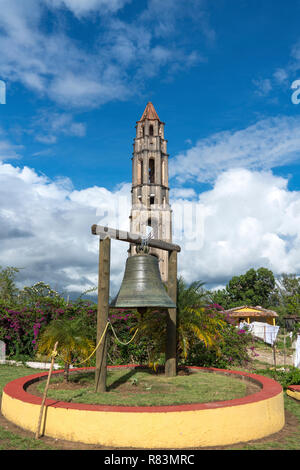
[110,253,176,312]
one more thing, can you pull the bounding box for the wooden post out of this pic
[283,328,287,367]
[165,250,177,377]
[35,341,58,439]
[273,343,277,369]
[95,236,111,393]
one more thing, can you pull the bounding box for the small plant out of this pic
[37,317,95,382]
[130,377,138,386]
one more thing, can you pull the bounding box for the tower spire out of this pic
[139,102,161,122]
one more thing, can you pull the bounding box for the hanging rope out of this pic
[74,321,111,366]
[54,321,139,366]
[109,321,139,346]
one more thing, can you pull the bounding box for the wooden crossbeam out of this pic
[91,224,181,253]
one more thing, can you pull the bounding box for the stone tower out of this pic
[129,102,172,282]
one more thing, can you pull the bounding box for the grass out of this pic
[1,363,300,450]
[0,364,56,450]
[228,396,300,450]
[33,368,249,406]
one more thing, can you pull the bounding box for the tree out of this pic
[37,317,95,382]
[0,266,20,303]
[134,277,227,368]
[271,273,300,321]
[210,267,275,309]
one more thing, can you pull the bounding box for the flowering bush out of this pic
[0,298,67,358]
[107,309,149,365]
[186,316,255,369]
[0,267,257,368]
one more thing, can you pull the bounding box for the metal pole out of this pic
[283,327,287,367]
[95,237,111,393]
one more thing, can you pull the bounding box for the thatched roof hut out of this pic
[224,306,278,326]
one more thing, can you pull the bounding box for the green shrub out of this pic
[186,322,255,369]
[258,367,300,389]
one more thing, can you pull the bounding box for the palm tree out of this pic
[37,317,95,382]
[134,276,226,367]
[176,277,226,360]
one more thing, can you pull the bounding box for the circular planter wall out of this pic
[1,366,285,448]
[287,385,300,401]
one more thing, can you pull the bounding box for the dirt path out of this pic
[250,348,294,367]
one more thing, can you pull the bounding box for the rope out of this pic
[109,321,139,345]
[54,321,139,366]
[74,322,110,366]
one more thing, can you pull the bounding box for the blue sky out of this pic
[1,0,300,296]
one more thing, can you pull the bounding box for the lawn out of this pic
[0,363,300,450]
[0,364,55,450]
[31,367,251,406]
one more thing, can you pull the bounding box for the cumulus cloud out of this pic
[170,116,300,184]
[0,160,132,297]
[1,156,300,296]
[174,168,300,287]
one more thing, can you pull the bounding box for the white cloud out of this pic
[1,156,300,296]
[273,68,289,84]
[31,111,86,144]
[0,0,207,108]
[0,128,22,160]
[170,115,300,184]
[0,160,132,296]
[253,78,272,96]
[172,169,300,286]
[45,0,131,17]
[253,39,300,97]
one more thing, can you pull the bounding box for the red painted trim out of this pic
[287,385,300,392]
[3,366,282,414]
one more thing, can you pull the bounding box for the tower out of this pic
[129,102,172,282]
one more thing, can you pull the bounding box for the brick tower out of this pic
[129,102,172,282]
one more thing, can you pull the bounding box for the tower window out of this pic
[147,217,158,238]
[149,158,155,183]
[149,124,154,136]
[137,159,144,184]
[150,196,155,205]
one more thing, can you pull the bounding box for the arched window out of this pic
[149,124,154,136]
[147,217,158,238]
[149,158,155,183]
[137,159,144,184]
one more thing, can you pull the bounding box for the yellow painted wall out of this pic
[286,389,300,401]
[1,390,285,448]
[237,308,262,314]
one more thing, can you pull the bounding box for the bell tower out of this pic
[129,102,172,282]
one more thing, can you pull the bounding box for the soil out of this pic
[251,348,294,367]
[1,358,299,451]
